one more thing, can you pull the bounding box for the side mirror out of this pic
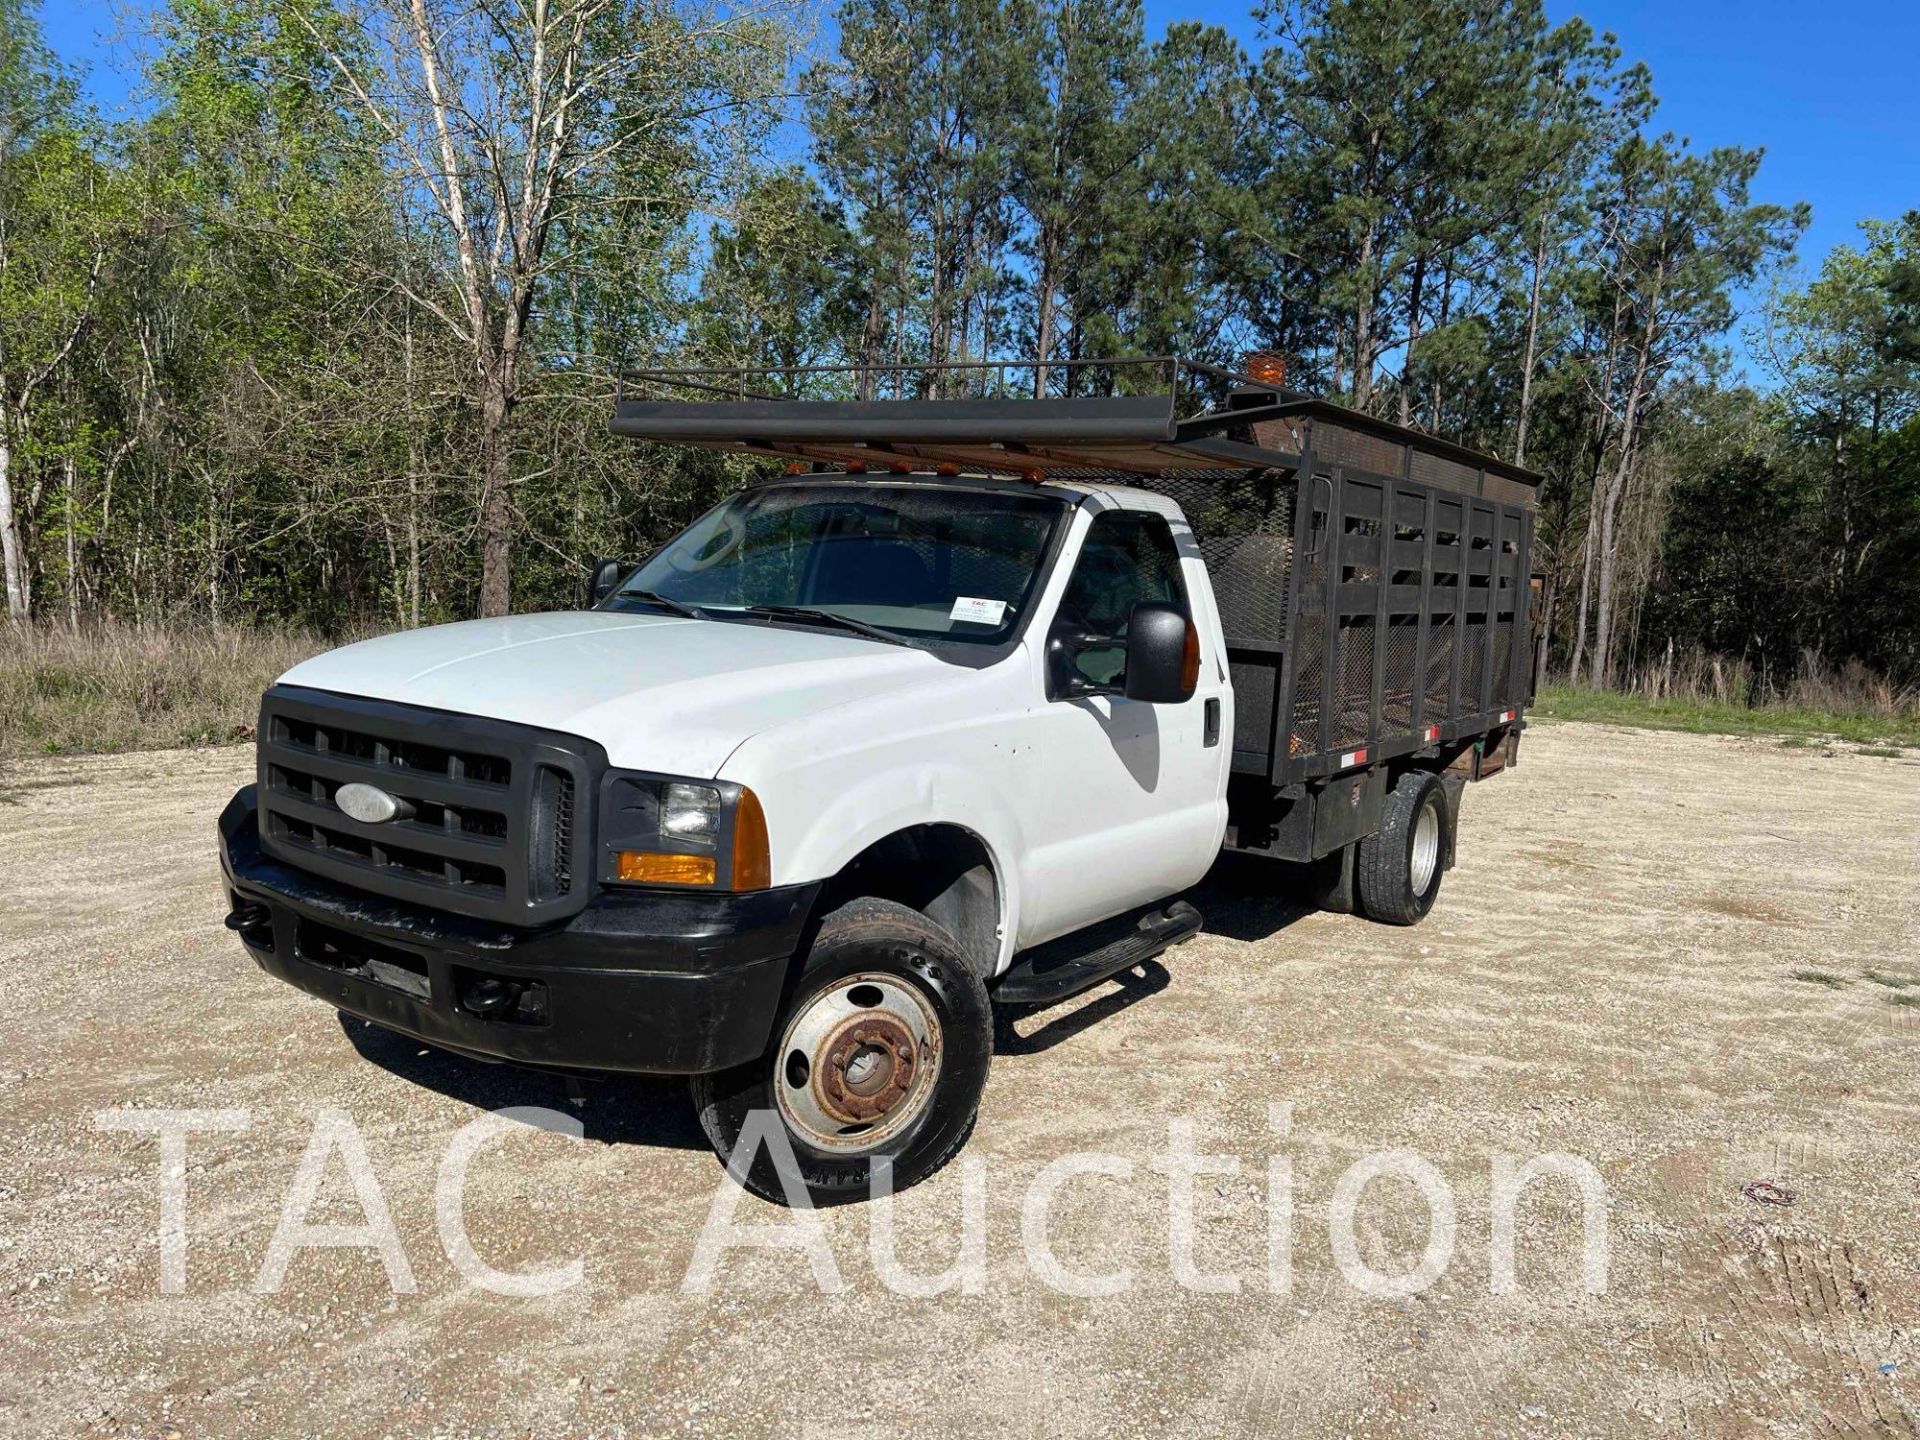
[588,557,625,607]
[1123,601,1199,703]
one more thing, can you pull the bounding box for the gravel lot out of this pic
[3,721,1917,1438]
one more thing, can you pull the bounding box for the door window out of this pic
[1053,511,1187,690]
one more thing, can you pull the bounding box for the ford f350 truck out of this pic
[219,358,1536,1204]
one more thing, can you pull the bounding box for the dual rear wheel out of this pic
[1355,769,1449,925]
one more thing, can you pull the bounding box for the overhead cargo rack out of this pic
[609,358,1541,788]
[610,358,1542,508]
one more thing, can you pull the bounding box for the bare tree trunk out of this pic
[1429,253,1454,427]
[1532,571,1556,695]
[0,422,24,622]
[63,451,78,628]
[381,520,403,627]
[1568,512,1597,684]
[404,306,422,627]
[1397,254,1426,428]
[478,368,514,616]
[1352,213,1377,410]
[1514,211,1549,467]
[1592,323,1655,689]
[1034,233,1058,399]
[206,473,222,625]
[1591,440,1635,689]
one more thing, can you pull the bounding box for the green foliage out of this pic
[0,0,1910,713]
[1534,684,1920,749]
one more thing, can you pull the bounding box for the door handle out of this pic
[1204,697,1221,747]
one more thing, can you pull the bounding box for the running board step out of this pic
[993,901,1202,1008]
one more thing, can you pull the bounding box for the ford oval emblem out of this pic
[335,782,413,824]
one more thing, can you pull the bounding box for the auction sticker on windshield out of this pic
[949,596,1007,625]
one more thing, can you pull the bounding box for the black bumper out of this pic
[219,786,818,1075]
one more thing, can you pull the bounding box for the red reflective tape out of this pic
[1423,725,1440,742]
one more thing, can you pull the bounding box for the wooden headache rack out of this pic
[609,357,1542,792]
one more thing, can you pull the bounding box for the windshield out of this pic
[608,482,1069,647]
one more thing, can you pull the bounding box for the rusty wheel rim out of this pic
[773,971,944,1153]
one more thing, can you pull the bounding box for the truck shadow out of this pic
[1189,851,1325,942]
[336,1012,707,1151]
[993,852,1319,1055]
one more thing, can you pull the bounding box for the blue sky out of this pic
[42,0,1920,300]
[1141,0,1920,284]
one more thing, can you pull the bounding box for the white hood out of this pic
[276,611,950,776]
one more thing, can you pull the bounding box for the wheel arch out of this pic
[810,821,1007,980]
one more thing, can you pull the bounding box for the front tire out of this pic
[689,897,992,1206]
[1356,770,1447,925]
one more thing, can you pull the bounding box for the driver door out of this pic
[1017,503,1230,947]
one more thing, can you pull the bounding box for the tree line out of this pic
[1,0,1915,693]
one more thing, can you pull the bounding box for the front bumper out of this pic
[219,785,818,1075]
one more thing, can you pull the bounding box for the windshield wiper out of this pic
[734,604,912,647]
[616,588,707,620]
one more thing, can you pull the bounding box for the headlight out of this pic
[662,782,722,842]
[598,772,770,891]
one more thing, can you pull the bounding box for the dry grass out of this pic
[1620,645,1920,719]
[0,622,336,764]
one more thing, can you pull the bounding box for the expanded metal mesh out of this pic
[1333,616,1374,748]
[1290,624,1324,756]
[1311,422,1406,477]
[1482,471,1535,507]
[1383,616,1419,731]
[1492,618,1514,707]
[1231,661,1276,755]
[1462,618,1488,713]
[1147,470,1296,643]
[1425,613,1456,718]
[1410,450,1480,496]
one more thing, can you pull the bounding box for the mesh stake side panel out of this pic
[1383,615,1419,732]
[1425,613,1456,717]
[1333,615,1375,748]
[1147,471,1296,642]
[1142,470,1298,767]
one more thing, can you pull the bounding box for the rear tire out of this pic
[1356,770,1447,925]
[689,897,992,1206]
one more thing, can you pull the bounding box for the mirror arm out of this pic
[1046,630,1119,701]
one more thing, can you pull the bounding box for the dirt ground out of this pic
[2,720,1918,1438]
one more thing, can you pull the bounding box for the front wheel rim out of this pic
[773,971,945,1154]
[1410,797,1441,896]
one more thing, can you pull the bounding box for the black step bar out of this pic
[993,900,1203,1008]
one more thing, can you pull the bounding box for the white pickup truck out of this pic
[220,360,1535,1203]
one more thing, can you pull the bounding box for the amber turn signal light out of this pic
[732,787,771,891]
[615,851,717,886]
[1180,620,1201,696]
